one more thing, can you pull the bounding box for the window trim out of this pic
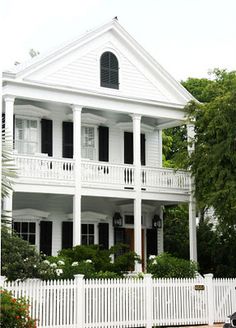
[81,124,98,160]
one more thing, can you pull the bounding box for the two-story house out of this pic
[2,19,196,271]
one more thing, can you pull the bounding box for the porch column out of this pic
[157,207,164,254]
[3,96,15,227]
[132,114,142,272]
[72,105,82,246]
[4,95,15,147]
[187,123,197,262]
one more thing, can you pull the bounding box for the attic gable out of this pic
[4,20,193,105]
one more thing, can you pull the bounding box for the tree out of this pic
[186,69,236,224]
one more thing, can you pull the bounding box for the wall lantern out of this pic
[113,212,123,227]
[152,214,162,229]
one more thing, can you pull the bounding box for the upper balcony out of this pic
[14,154,190,198]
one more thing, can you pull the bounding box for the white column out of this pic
[157,207,164,254]
[158,129,163,167]
[187,123,197,262]
[72,105,82,246]
[4,96,15,147]
[3,96,15,227]
[132,114,142,272]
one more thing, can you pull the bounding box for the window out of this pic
[81,224,94,245]
[15,118,38,154]
[100,52,119,89]
[13,221,36,245]
[81,126,96,160]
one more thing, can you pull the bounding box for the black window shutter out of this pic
[146,229,157,259]
[100,51,119,89]
[62,122,73,158]
[124,132,133,164]
[2,114,5,135]
[40,221,52,256]
[141,134,146,166]
[98,223,109,249]
[62,222,73,249]
[41,119,53,156]
[99,126,109,162]
[13,115,15,147]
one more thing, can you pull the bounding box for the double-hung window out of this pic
[15,118,39,154]
[81,126,96,160]
[13,221,36,245]
[81,224,94,245]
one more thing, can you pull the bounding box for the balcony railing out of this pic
[14,154,190,192]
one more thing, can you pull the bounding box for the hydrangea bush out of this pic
[147,252,198,278]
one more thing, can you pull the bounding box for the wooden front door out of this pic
[124,228,145,268]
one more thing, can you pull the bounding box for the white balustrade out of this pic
[142,167,190,191]
[15,154,75,182]
[81,160,135,188]
[14,155,190,192]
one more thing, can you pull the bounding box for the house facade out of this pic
[2,19,196,271]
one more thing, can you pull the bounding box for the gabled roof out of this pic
[3,18,194,104]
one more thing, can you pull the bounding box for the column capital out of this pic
[130,113,142,121]
[3,95,15,103]
[71,104,83,112]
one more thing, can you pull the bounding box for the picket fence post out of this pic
[204,273,214,325]
[74,274,85,328]
[0,276,6,287]
[144,274,153,328]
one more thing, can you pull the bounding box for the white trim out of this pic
[14,104,50,118]
[116,122,154,133]
[67,112,108,125]
[67,210,109,221]
[13,208,50,218]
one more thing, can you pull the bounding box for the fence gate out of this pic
[214,278,236,322]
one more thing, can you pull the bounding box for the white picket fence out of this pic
[1,274,236,328]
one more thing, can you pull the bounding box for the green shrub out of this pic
[1,226,42,281]
[147,252,198,278]
[0,289,36,328]
[39,244,140,280]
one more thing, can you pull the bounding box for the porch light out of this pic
[152,214,162,229]
[113,212,123,227]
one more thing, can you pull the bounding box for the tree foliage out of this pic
[186,69,236,224]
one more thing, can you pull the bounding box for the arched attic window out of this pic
[100,51,119,89]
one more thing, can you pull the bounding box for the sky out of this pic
[1,0,236,81]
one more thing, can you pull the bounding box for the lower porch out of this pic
[11,193,174,268]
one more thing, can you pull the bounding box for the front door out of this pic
[122,228,145,269]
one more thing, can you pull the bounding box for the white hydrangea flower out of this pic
[56,269,63,276]
[43,260,50,265]
[50,263,57,268]
[149,255,156,260]
[85,259,92,263]
[72,262,79,267]
[57,260,65,266]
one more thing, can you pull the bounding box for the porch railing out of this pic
[14,154,190,192]
[15,154,75,182]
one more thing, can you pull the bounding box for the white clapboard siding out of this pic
[43,47,168,103]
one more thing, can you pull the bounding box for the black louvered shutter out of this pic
[146,229,157,259]
[41,119,53,156]
[13,115,15,147]
[2,114,5,135]
[63,122,73,158]
[98,223,109,250]
[99,126,109,162]
[62,222,73,249]
[100,52,119,89]
[124,132,133,164]
[141,134,146,166]
[40,221,52,256]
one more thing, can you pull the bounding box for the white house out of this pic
[2,19,196,271]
